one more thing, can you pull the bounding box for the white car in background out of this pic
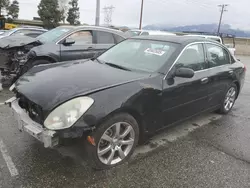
[0,27,47,39]
[125,29,176,37]
[186,34,236,56]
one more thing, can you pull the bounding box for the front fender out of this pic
[74,77,163,134]
[29,44,60,62]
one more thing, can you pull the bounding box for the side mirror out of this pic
[175,67,194,78]
[63,38,75,46]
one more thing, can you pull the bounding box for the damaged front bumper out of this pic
[5,97,59,148]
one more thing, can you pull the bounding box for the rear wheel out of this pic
[86,113,139,170]
[217,83,237,114]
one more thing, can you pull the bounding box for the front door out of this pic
[162,43,211,127]
[60,30,97,61]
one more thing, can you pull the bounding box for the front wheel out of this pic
[217,83,238,114]
[86,113,139,170]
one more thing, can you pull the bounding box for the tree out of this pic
[0,0,10,15]
[38,0,62,29]
[67,0,80,25]
[7,0,19,19]
[58,0,69,23]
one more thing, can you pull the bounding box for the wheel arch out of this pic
[32,56,57,64]
[232,80,240,98]
[95,107,147,143]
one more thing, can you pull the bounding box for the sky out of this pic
[18,0,250,30]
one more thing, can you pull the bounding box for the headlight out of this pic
[27,51,36,59]
[44,97,94,130]
[17,51,25,55]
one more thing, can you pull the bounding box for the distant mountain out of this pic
[143,24,250,37]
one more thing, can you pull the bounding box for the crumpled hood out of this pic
[0,35,42,49]
[15,60,149,111]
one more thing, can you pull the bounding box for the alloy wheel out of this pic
[97,122,135,165]
[224,87,236,111]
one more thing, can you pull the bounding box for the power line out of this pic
[103,5,115,26]
[217,4,229,34]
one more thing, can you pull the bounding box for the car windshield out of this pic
[36,27,71,43]
[97,39,178,73]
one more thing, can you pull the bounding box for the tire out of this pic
[19,59,52,76]
[217,83,238,114]
[85,113,139,170]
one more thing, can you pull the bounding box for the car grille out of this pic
[18,94,44,125]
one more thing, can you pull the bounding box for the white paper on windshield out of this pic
[144,48,166,56]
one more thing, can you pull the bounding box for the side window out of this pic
[95,31,115,44]
[66,30,93,45]
[206,44,230,67]
[175,44,206,71]
[113,34,124,43]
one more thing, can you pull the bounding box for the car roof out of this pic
[131,35,220,44]
[128,29,142,32]
[186,34,222,39]
[129,29,175,34]
[14,27,48,31]
[57,25,126,37]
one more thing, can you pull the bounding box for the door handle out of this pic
[201,77,209,84]
[228,70,233,75]
[87,47,93,50]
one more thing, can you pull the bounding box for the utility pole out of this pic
[95,0,100,26]
[103,5,115,26]
[139,0,144,30]
[217,4,229,35]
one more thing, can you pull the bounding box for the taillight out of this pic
[244,64,246,72]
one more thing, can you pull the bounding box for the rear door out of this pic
[60,30,97,61]
[204,43,235,108]
[93,31,117,55]
[162,43,211,127]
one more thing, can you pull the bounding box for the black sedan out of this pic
[6,35,246,169]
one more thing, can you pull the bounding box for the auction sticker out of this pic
[144,48,166,56]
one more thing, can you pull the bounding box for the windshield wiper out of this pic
[94,58,103,64]
[105,62,131,71]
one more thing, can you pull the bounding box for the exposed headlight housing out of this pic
[17,51,25,55]
[9,83,16,91]
[44,97,94,130]
[27,50,36,60]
